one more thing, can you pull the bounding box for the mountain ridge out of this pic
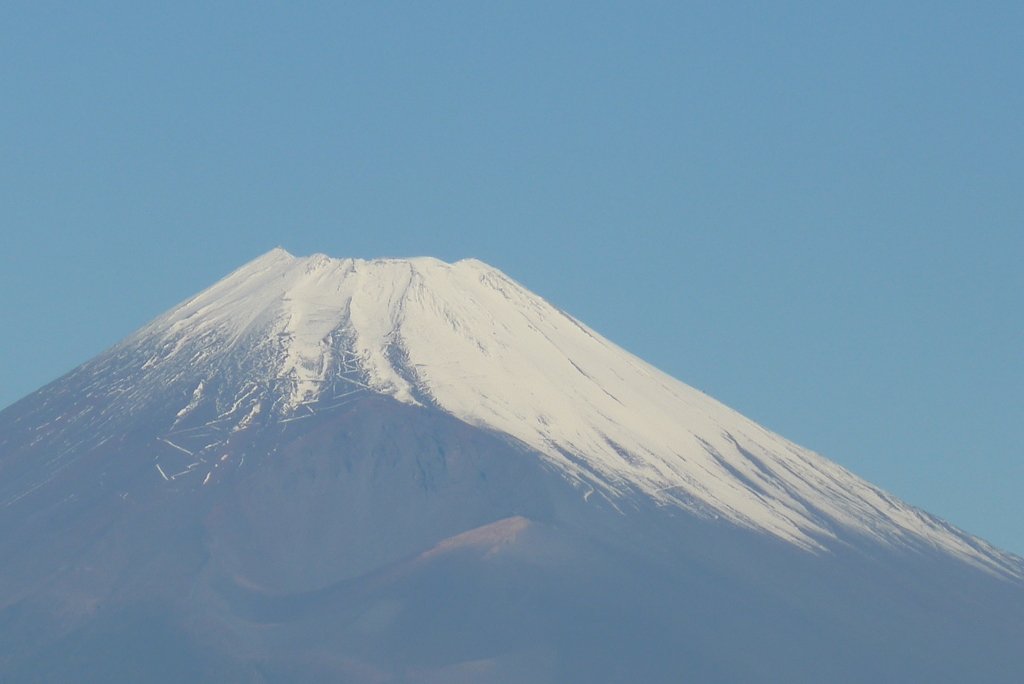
[3,251,1024,682]
[4,249,1020,579]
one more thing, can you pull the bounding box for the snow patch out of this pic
[78,250,1023,579]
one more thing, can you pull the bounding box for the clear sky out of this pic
[2,2,1022,554]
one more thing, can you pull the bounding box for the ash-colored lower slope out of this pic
[2,394,1024,684]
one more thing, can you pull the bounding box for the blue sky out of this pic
[2,2,1022,554]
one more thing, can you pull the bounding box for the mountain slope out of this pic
[6,249,1014,571]
[1,249,1023,683]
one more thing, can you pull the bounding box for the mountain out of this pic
[1,249,1022,683]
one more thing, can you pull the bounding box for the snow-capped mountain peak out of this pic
[19,250,1020,579]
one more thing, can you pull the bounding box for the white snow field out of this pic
[102,248,1020,577]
